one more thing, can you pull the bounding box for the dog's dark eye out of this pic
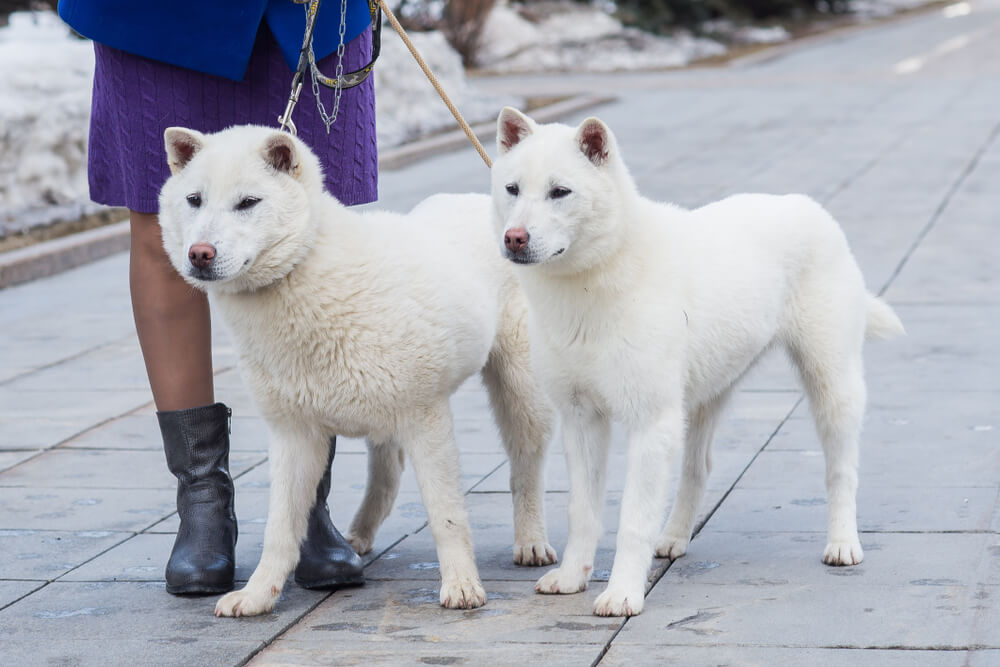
[186,193,202,208]
[235,196,261,211]
[505,183,519,196]
[549,186,572,200]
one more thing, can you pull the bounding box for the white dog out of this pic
[157,125,556,617]
[491,108,904,617]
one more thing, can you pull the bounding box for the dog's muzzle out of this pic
[187,242,220,281]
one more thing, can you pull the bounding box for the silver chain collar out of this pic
[308,0,348,133]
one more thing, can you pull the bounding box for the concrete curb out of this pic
[0,94,614,291]
[0,220,130,290]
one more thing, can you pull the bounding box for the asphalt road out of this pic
[1,1,998,665]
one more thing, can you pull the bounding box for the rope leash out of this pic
[375,0,492,169]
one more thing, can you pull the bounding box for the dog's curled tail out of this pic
[865,294,905,341]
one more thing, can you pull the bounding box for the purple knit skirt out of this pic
[88,26,378,213]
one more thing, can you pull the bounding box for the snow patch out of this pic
[477,2,726,74]
[373,28,520,148]
[0,12,97,232]
[850,0,931,18]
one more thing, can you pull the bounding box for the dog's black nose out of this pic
[189,242,217,269]
[504,228,530,254]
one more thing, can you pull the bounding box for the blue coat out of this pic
[57,0,373,81]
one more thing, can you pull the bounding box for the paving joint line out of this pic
[879,118,1000,297]
[35,530,141,593]
[828,68,986,207]
[0,581,48,613]
[823,128,910,206]
[0,331,135,388]
[592,395,807,665]
[1,360,237,477]
[234,585,344,667]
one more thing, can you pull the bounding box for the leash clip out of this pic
[278,79,304,136]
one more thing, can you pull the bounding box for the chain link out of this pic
[308,0,348,133]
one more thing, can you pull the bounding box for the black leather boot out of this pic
[158,402,237,595]
[294,436,365,590]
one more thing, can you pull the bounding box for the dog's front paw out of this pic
[593,585,644,617]
[535,565,589,595]
[654,533,689,561]
[823,539,864,566]
[345,531,374,556]
[514,541,558,566]
[439,577,487,609]
[214,585,279,618]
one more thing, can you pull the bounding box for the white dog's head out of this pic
[491,107,636,275]
[158,125,325,294]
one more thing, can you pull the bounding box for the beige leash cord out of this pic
[376,0,493,169]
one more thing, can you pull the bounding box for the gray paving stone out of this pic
[62,413,272,452]
[0,580,328,666]
[0,581,43,609]
[3,639,273,667]
[0,450,38,472]
[888,167,1000,305]
[616,581,985,649]
[969,651,1000,667]
[744,442,1000,491]
[665,531,998,588]
[707,484,998,534]
[262,578,620,651]
[864,306,1000,395]
[0,415,116,451]
[10,339,150,392]
[774,388,1000,452]
[251,642,603,667]
[59,531,270,584]
[0,485,176,532]
[0,387,153,439]
[0,448,265,490]
[601,645,969,666]
[0,528,127,580]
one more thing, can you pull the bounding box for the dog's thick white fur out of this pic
[491,108,905,617]
[157,125,555,617]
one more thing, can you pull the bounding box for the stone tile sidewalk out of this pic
[2,2,999,665]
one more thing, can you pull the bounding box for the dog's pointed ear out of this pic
[497,107,534,154]
[575,117,612,167]
[164,127,206,174]
[262,132,301,178]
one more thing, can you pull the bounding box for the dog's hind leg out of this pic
[655,390,731,561]
[536,405,611,597]
[346,439,405,556]
[788,305,867,566]
[482,307,556,567]
[215,421,330,617]
[400,401,486,609]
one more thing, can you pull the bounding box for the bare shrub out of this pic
[441,0,498,67]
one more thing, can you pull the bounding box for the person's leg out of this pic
[130,211,237,594]
[129,211,214,410]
